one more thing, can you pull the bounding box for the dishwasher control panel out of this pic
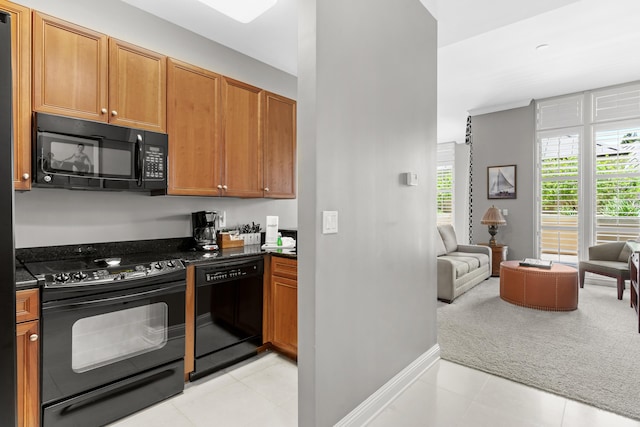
[205,265,257,282]
[197,257,263,284]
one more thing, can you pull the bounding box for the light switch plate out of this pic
[218,211,227,228]
[322,211,338,234]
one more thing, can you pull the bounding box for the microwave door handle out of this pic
[135,134,143,187]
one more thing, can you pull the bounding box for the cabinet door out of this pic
[221,77,263,198]
[33,12,108,122]
[109,38,166,132]
[272,275,297,358]
[263,92,296,199]
[16,320,39,427]
[167,59,222,196]
[1,1,31,190]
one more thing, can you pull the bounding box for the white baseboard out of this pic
[334,344,440,427]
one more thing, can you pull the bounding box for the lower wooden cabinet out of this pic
[16,289,39,427]
[266,256,298,359]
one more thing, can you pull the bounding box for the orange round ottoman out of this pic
[499,261,578,311]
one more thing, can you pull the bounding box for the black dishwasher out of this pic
[191,256,264,380]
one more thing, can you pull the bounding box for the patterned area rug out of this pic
[437,278,640,421]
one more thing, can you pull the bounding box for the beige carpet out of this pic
[437,277,640,421]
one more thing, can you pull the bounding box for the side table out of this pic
[479,243,508,277]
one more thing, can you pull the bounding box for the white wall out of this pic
[298,0,438,424]
[15,0,297,248]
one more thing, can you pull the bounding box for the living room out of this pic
[435,66,640,426]
[432,0,640,423]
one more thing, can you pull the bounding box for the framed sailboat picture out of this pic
[487,165,516,199]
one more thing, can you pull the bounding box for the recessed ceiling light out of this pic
[197,0,278,23]
[536,44,550,51]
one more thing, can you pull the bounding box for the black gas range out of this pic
[24,252,187,427]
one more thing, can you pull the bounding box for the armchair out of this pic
[579,241,640,300]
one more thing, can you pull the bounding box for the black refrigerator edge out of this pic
[0,10,18,427]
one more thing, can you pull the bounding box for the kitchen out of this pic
[3,1,438,426]
[3,0,299,425]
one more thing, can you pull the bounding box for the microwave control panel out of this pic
[144,145,165,180]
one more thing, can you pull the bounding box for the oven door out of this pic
[41,281,185,406]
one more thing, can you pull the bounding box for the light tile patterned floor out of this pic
[109,352,640,427]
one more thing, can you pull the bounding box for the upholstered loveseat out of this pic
[436,224,492,303]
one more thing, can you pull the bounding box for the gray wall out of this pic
[15,0,297,248]
[15,189,296,247]
[470,103,536,260]
[298,0,438,425]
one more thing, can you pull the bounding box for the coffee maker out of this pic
[192,211,219,250]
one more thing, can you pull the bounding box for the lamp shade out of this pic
[481,205,506,226]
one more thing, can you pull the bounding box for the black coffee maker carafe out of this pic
[192,211,218,250]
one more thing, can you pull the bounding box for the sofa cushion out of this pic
[448,251,488,267]
[438,255,482,278]
[438,224,458,253]
[618,241,640,262]
[579,260,630,277]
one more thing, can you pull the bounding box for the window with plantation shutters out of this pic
[538,131,580,262]
[536,95,583,130]
[593,122,640,243]
[592,84,640,123]
[437,142,455,226]
[535,81,640,265]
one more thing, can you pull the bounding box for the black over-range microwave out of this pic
[33,113,168,193]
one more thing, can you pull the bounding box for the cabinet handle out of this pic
[101,108,107,114]
[29,334,38,342]
[264,187,270,192]
[222,185,228,190]
[111,110,118,117]
[22,173,29,180]
[217,184,223,190]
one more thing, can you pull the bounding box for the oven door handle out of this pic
[44,282,185,311]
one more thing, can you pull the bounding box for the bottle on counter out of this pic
[277,232,283,247]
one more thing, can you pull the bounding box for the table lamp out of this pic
[481,205,506,246]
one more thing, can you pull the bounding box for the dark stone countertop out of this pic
[16,266,39,290]
[15,237,296,290]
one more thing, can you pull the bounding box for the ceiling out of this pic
[122,0,640,144]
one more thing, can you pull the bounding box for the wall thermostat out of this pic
[404,172,418,186]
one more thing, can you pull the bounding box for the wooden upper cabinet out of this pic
[1,0,31,190]
[221,77,263,198]
[33,12,108,122]
[167,59,222,196]
[263,92,296,199]
[33,14,166,132]
[109,38,166,132]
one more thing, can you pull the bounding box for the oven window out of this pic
[71,303,168,373]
